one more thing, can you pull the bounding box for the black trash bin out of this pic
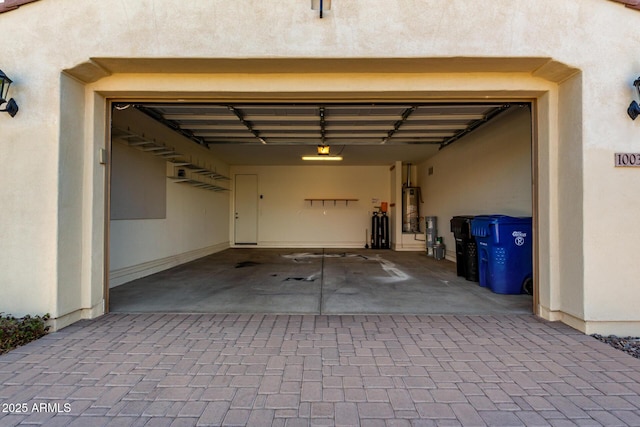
[450,216,479,282]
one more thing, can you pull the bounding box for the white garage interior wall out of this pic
[230,165,390,248]
[111,141,167,220]
[417,106,533,261]
[109,108,231,287]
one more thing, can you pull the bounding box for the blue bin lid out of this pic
[491,215,531,225]
[470,215,497,238]
[471,215,532,238]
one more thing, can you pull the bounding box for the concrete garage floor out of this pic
[110,249,531,315]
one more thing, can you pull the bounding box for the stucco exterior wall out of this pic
[1,0,639,333]
[555,75,586,326]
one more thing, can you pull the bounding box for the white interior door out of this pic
[234,174,258,244]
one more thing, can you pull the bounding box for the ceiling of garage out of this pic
[128,102,517,165]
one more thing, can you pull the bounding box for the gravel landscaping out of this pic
[592,334,640,359]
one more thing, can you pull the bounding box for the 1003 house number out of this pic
[615,152,640,167]
[2,402,71,413]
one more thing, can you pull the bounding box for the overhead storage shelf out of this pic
[112,127,183,159]
[305,198,358,206]
[113,126,230,191]
[170,161,231,181]
[168,176,229,192]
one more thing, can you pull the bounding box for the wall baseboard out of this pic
[50,301,104,331]
[582,320,640,336]
[538,307,586,333]
[538,305,640,336]
[109,242,230,288]
[392,244,426,252]
[237,242,367,249]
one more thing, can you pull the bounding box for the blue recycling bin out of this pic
[471,215,532,294]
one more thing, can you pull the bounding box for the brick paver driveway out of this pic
[1,314,639,426]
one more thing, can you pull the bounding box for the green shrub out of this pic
[0,313,50,355]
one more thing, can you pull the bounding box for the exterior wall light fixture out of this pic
[311,0,331,18]
[0,69,18,117]
[628,77,640,120]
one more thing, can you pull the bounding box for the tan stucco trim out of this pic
[64,60,112,84]
[48,301,104,332]
[540,304,640,336]
[539,306,587,333]
[64,57,579,85]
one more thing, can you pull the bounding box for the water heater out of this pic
[402,187,420,233]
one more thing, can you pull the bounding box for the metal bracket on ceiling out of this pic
[439,104,513,150]
[380,106,416,144]
[228,105,267,145]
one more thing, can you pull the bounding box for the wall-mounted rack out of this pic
[305,198,358,206]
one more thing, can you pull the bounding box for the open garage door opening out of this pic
[106,101,535,316]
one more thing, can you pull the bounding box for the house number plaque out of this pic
[615,153,640,167]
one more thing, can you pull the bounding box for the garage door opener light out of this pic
[302,144,342,161]
[0,69,18,118]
